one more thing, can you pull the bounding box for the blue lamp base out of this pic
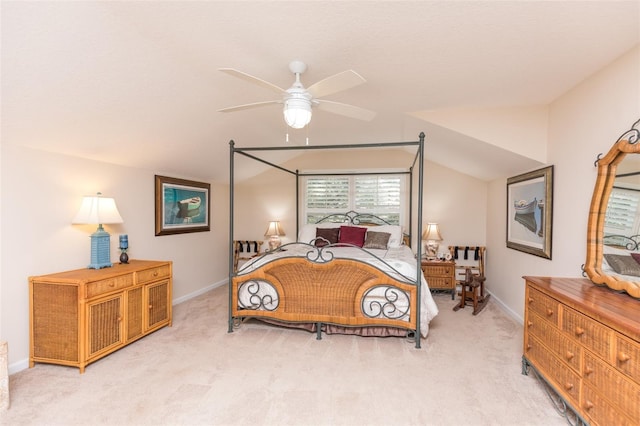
[88,226,113,269]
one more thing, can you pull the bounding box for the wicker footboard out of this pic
[231,256,419,335]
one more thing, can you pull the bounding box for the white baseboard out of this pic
[172,278,228,305]
[9,278,230,376]
[8,359,29,376]
[487,290,524,325]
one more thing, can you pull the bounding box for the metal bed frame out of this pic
[227,132,426,347]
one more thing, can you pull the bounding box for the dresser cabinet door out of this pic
[87,294,125,360]
[31,282,79,363]
[126,287,144,342]
[146,280,170,331]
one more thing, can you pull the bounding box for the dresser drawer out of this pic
[86,275,133,299]
[583,351,640,422]
[426,277,454,290]
[615,334,640,383]
[582,383,637,426]
[137,264,171,284]
[562,307,612,360]
[422,265,454,277]
[525,335,581,405]
[527,311,581,373]
[526,287,558,325]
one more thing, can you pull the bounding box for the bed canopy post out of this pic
[296,169,300,241]
[409,164,414,250]
[228,139,235,333]
[415,131,425,348]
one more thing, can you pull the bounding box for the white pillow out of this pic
[298,224,317,244]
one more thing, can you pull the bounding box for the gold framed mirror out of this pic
[585,119,640,297]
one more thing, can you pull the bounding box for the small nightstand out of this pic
[421,259,456,299]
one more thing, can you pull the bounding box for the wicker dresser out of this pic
[29,260,172,373]
[421,259,456,299]
[523,276,640,425]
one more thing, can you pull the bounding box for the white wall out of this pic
[486,45,640,321]
[0,143,229,372]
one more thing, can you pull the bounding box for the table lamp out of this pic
[422,223,443,260]
[264,220,285,251]
[72,192,123,269]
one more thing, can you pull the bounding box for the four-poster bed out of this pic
[227,133,438,348]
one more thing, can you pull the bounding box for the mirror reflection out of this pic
[603,155,640,253]
[587,119,640,297]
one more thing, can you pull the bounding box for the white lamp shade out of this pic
[72,195,123,225]
[283,98,312,129]
[422,223,442,241]
[264,221,285,237]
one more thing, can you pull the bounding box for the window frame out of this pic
[301,169,407,226]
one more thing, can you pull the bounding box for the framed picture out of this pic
[506,165,553,259]
[155,175,210,236]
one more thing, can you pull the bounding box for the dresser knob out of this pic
[528,297,534,304]
[153,271,158,277]
[584,366,593,376]
[584,400,594,410]
[566,351,574,361]
[546,308,553,317]
[109,282,115,287]
[527,321,533,327]
[148,304,153,310]
[526,344,531,351]
[575,327,585,337]
[618,352,631,363]
[564,382,574,391]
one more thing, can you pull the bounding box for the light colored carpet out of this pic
[2,285,566,426]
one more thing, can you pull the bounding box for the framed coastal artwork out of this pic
[155,175,210,236]
[506,166,553,259]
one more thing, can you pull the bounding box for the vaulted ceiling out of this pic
[3,1,639,182]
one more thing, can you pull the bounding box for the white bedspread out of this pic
[236,244,439,337]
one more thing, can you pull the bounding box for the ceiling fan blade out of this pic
[315,100,376,121]
[219,68,286,94]
[218,100,281,113]
[307,70,366,98]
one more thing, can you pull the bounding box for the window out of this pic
[304,173,404,225]
[604,187,640,237]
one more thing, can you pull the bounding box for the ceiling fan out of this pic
[217,60,376,129]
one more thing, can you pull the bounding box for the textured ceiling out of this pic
[2,1,639,182]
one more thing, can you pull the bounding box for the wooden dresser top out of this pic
[524,276,640,342]
[29,259,171,283]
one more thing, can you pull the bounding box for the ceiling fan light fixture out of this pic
[283,97,312,129]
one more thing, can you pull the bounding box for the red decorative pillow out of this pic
[631,252,640,264]
[315,227,340,247]
[338,225,367,247]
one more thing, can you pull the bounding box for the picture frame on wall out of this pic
[155,175,210,236]
[506,165,553,259]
